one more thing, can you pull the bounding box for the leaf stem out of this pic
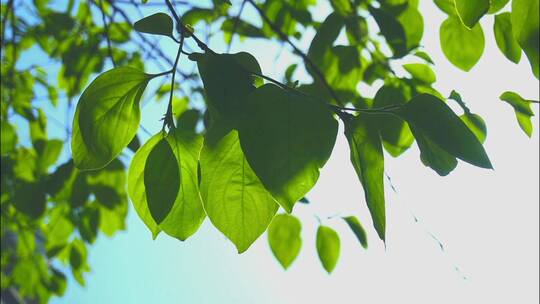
[226,0,248,53]
[163,34,184,131]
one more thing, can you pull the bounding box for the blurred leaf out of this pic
[267,214,302,269]
[316,225,340,273]
[403,63,436,84]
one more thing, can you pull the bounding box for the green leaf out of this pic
[267,214,302,269]
[403,63,436,84]
[454,0,489,28]
[343,216,368,249]
[488,0,510,13]
[144,136,180,225]
[316,225,340,274]
[200,124,278,253]
[412,126,458,176]
[1,121,17,155]
[394,93,492,169]
[440,16,485,71]
[194,52,260,125]
[343,114,386,241]
[414,51,435,64]
[494,13,522,64]
[134,13,174,38]
[434,0,457,15]
[397,4,424,51]
[511,0,539,78]
[160,127,206,240]
[36,139,63,174]
[500,91,536,137]
[72,67,151,170]
[460,113,487,143]
[330,0,353,16]
[372,83,415,157]
[369,6,407,57]
[239,84,338,212]
[128,134,162,238]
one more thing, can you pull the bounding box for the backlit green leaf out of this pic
[500,91,536,137]
[511,0,539,78]
[316,225,340,274]
[454,0,489,28]
[134,13,174,38]
[440,16,485,71]
[394,93,492,169]
[239,84,338,212]
[343,114,386,241]
[488,0,510,14]
[200,123,278,253]
[403,63,436,84]
[267,214,302,269]
[343,216,368,249]
[72,67,151,170]
[494,13,522,64]
[460,113,487,143]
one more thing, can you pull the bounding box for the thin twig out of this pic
[163,34,184,130]
[98,0,116,67]
[226,0,247,53]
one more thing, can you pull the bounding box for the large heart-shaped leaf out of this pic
[72,67,151,170]
[267,214,302,269]
[200,123,278,253]
[239,84,338,212]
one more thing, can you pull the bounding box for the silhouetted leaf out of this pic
[239,84,338,212]
[134,13,174,38]
[268,214,302,269]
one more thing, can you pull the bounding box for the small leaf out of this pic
[267,214,302,269]
[454,0,489,28]
[343,114,386,241]
[134,13,174,38]
[394,94,492,169]
[511,0,539,78]
[1,121,17,155]
[239,84,338,212]
[500,91,536,137]
[494,13,522,64]
[414,51,435,64]
[72,67,151,170]
[343,216,368,249]
[403,63,437,84]
[144,136,180,225]
[200,123,278,253]
[440,16,485,71]
[369,6,407,57]
[460,113,487,143]
[316,225,340,274]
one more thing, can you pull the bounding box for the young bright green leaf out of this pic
[330,0,353,16]
[267,214,302,269]
[134,13,174,38]
[342,216,368,249]
[454,0,489,28]
[500,91,536,137]
[395,94,492,169]
[440,16,485,71]
[397,4,424,51]
[511,0,539,78]
[194,52,260,124]
[239,84,338,213]
[200,124,278,253]
[0,121,17,155]
[128,134,162,238]
[144,137,180,225]
[403,63,437,84]
[36,139,63,174]
[159,127,206,240]
[414,51,435,64]
[460,113,487,143]
[372,83,415,157]
[494,13,522,64]
[72,67,151,170]
[488,0,510,14]
[316,225,340,274]
[343,114,386,241]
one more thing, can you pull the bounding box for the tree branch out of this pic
[97,0,116,67]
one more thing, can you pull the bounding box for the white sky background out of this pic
[52,1,539,303]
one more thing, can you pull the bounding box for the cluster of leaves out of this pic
[1,0,538,302]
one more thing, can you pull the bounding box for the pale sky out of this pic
[51,1,539,303]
